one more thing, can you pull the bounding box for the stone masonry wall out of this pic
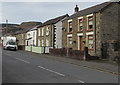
[95,13,102,58]
[100,3,120,60]
[62,20,68,48]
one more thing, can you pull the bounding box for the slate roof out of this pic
[14,22,42,35]
[37,14,69,28]
[19,21,42,29]
[14,28,30,35]
[28,25,39,31]
[64,2,114,20]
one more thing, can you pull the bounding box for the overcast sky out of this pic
[1,1,110,24]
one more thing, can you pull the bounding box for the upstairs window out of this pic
[38,29,41,36]
[88,16,93,29]
[46,27,49,36]
[68,21,72,32]
[79,19,83,31]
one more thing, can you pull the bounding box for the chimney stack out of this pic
[74,5,79,13]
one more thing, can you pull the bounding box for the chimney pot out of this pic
[74,5,79,13]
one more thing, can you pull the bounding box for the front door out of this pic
[79,36,83,50]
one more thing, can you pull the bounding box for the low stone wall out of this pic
[18,45,25,50]
[68,49,84,60]
[49,48,67,56]
[49,47,100,60]
[49,48,85,60]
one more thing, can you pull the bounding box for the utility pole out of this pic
[6,19,8,34]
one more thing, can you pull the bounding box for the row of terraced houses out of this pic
[3,2,120,60]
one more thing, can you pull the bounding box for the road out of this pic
[0,47,2,84]
[2,49,118,83]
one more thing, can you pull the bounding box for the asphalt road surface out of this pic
[0,47,2,84]
[2,49,118,83]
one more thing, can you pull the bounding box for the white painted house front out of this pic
[26,27,37,46]
[54,18,68,48]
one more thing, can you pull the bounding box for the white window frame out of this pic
[87,14,93,30]
[46,27,49,36]
[38,29,41,36]
[68,19,73,33]
[46,38,49,46]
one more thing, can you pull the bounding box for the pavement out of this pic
[21,50,119,76]
[2,49,119,83]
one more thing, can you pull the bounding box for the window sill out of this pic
[88,48,94,50]
[38,35,44,37]
[68,32,73,34]
[86,29,93,32]
[77,30,83,33]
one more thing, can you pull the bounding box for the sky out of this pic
[1,0,113,24]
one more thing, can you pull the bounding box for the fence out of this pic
[25,46,53,54]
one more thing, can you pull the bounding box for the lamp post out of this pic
[6,19,8,34]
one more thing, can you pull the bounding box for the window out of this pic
[7,41,16,45]
[79,19,83,31]
[38,39,40,46]
[88,16,93,29]
[38,29,41,36]
[68,37,72,44]
[46,27,49,36]
[68,21,72,32]
[88,35,93,49]
[28,33,30,37]
[112,41,119,51]
[46,38,49,46]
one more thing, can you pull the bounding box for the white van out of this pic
[2,37,17,51]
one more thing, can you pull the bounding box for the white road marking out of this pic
[78,80,85,83]
[38,66,65,77]
[16,58,30,64]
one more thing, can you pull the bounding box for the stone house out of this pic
[14,29,28,50]
[62,2,120,60]
[37,14,69,50]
